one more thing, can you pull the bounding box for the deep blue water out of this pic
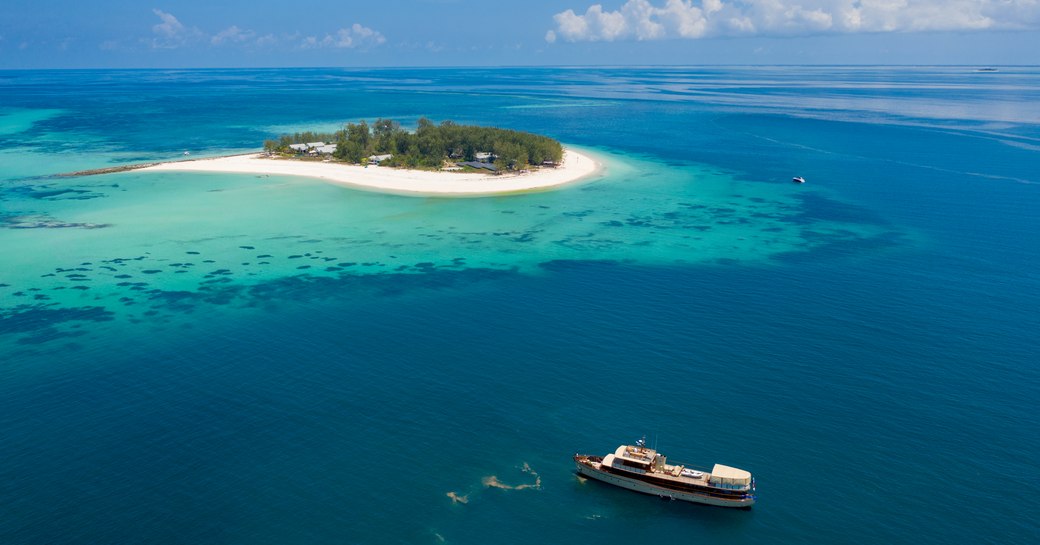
[1,67,1038,544]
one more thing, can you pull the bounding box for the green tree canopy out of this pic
[266,118,564,171]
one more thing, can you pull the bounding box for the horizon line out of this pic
[2,63,1037,72]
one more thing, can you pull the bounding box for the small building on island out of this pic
[368,154,393,165]
[458,161,497,172]
[289,142,336,156]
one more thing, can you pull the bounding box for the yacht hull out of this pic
[575,459,755,508]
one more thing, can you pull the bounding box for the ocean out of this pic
[1,66,1037,544]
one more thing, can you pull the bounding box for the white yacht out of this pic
[574,439,756,508]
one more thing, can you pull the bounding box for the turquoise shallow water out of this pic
[1,67,1038,544]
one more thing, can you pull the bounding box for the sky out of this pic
[1,0,1038,68]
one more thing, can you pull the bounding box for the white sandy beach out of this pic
[142,148,601,196]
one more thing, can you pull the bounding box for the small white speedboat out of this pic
[792,176,805,184]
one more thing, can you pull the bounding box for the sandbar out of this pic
[141,148,601,197]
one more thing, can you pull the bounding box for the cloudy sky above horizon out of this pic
[1,0,1038,68]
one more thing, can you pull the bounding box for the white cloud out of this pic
[546,0,1040,42]
[255,34,279,48]
[211,25,255,46]
[300,23,386,49]
[143,10,386,52]
[151,9,182,38]
[553,4,629,41]
[150,9,202,49]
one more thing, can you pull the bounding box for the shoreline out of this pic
[135,148,602,197]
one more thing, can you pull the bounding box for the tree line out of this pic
[264,118,564,171]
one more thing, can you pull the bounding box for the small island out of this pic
[140,118,600,196]
[264,118,564,173]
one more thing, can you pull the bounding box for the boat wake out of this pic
[483,462,542,491]
[445,491,469,504]
[446,463,542,504]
